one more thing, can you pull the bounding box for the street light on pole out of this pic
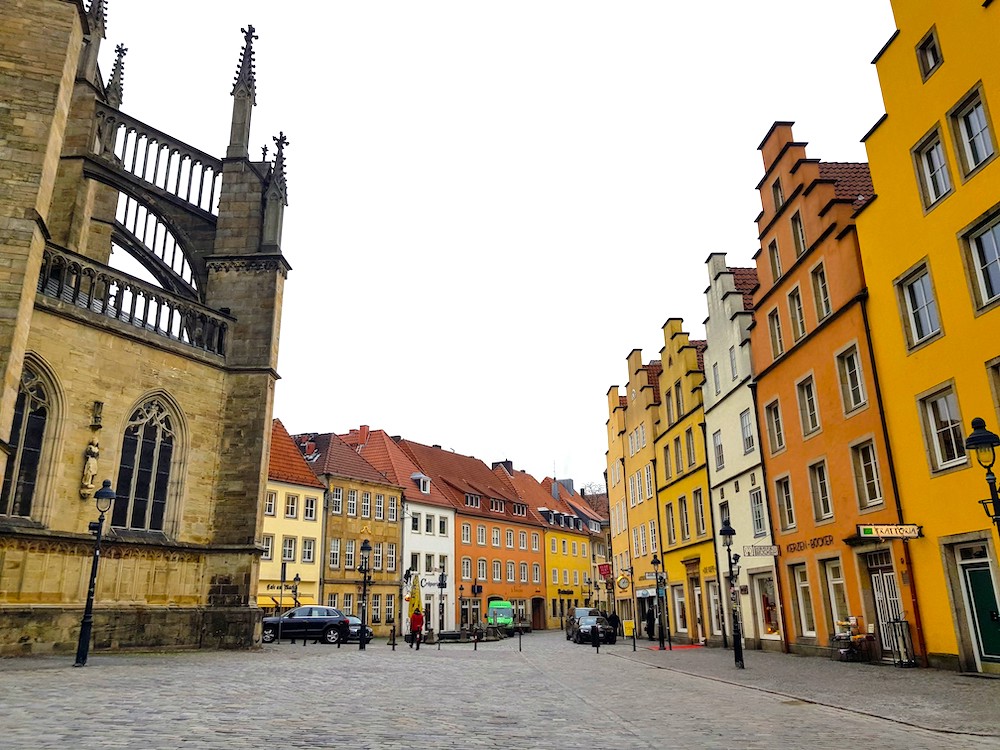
[650,555,670,651]
[718,518,745,669]
[358,539,372,651]
[965,417,1000,529]
[74,479,115,667]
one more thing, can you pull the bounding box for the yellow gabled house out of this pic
[856,0,1000,672]
[606,351,662,635]
[654,319,715,645]
[259,420,327,612]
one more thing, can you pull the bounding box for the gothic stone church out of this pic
[0,1,289,654]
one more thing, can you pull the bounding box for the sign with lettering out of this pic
[743,545,780,557]
[858,524,923,539]
[598,563,612,578]
[643,572,658,580]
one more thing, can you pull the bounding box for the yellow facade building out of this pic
[654,320,715,645]
[857,0,1000,672]
[260,421,326,612]
[606,350,661,634]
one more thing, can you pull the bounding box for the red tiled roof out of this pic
[292,431,395,487]
[692,340,708,371]
[339,428,449,508]
[819,162,873,209]
[643,361,662,404]
[728,266,758,311]
[398,439,541,526]
[269,419,326,489]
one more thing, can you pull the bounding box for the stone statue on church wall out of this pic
[82,438,100,490]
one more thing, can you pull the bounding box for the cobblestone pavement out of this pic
[2,632,998,749]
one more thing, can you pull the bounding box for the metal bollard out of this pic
[390,624,397,651]
[592,625,600,653]
[518,627,522,652]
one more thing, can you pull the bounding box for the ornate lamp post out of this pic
[719,518,745,669]
[965,418,1000,529]
[358,539,372,651]
[74,479,115,667]
[582,576,593,606]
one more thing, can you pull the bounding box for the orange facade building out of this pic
[750,123,923,661]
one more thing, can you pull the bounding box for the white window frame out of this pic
[750,489,765,537]
[768,309,784,358]
[712,430,724,470]
[969,216,1000,308]
[768,239,782,281]
[837,345,868,413]
[765,400,785,453]
[796,375,820,436]
[953,91,995,173]
[851,439,884,508]
[900,265,941,347]
[915,131,951,206]
[775,476,795,530]
[740,409,754,453]
[791,211,807,257]
[811,263,831,321]
[921,386,968,471]
[809,461,833,521]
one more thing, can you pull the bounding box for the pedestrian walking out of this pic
[410,607,424,650]
[645,607,655,641]
[608,611,621,636]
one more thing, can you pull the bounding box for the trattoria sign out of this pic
[857,524,923,539]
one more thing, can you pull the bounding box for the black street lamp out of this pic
[459,584,466,627]
[650,555,671,651]
[718,518,744,669]
[582,576,593,606]
[358,539,372,651]
[437,569,447,633]
[965,417,1000,529]
[74,479,115,667]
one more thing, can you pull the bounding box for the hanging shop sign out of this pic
[742,545,780,557]
[857,524,923,539]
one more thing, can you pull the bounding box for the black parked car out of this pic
[346,615,374,643]
[261,606,350,645]
[569,615,617,644]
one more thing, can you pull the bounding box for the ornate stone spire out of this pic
[87,0,108,38]
[79,0,108,85]
[105,43,127,109]
[227,25,257,159]
[261,132,289,251]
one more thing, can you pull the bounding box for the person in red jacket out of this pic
[409,608,424,650]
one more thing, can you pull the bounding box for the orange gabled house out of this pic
[749,122,920,661]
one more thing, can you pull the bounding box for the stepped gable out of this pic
[295,431,391,486]
[692,340,708,371]
[339,428,448,507]
[729,266,759,311]
[819,161,873,209]
[269,420,325,488]
[398,439,524,521]
[643,360,662,403]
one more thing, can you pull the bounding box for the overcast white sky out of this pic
[106,1,897,491]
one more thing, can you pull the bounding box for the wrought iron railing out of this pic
[37,246,228,356]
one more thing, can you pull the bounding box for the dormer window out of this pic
[490,497,505,513]
[465,493,481,508]
[411,472,431,494]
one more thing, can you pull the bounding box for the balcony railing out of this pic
[95,102,223,216]
[37,246,228,356]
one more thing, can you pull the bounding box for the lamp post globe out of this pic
[74,479,115,667]
[965,417,1000,527]
[718,518,744,669]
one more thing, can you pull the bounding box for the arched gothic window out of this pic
[113,398,175,531]
[0,366,48,517]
